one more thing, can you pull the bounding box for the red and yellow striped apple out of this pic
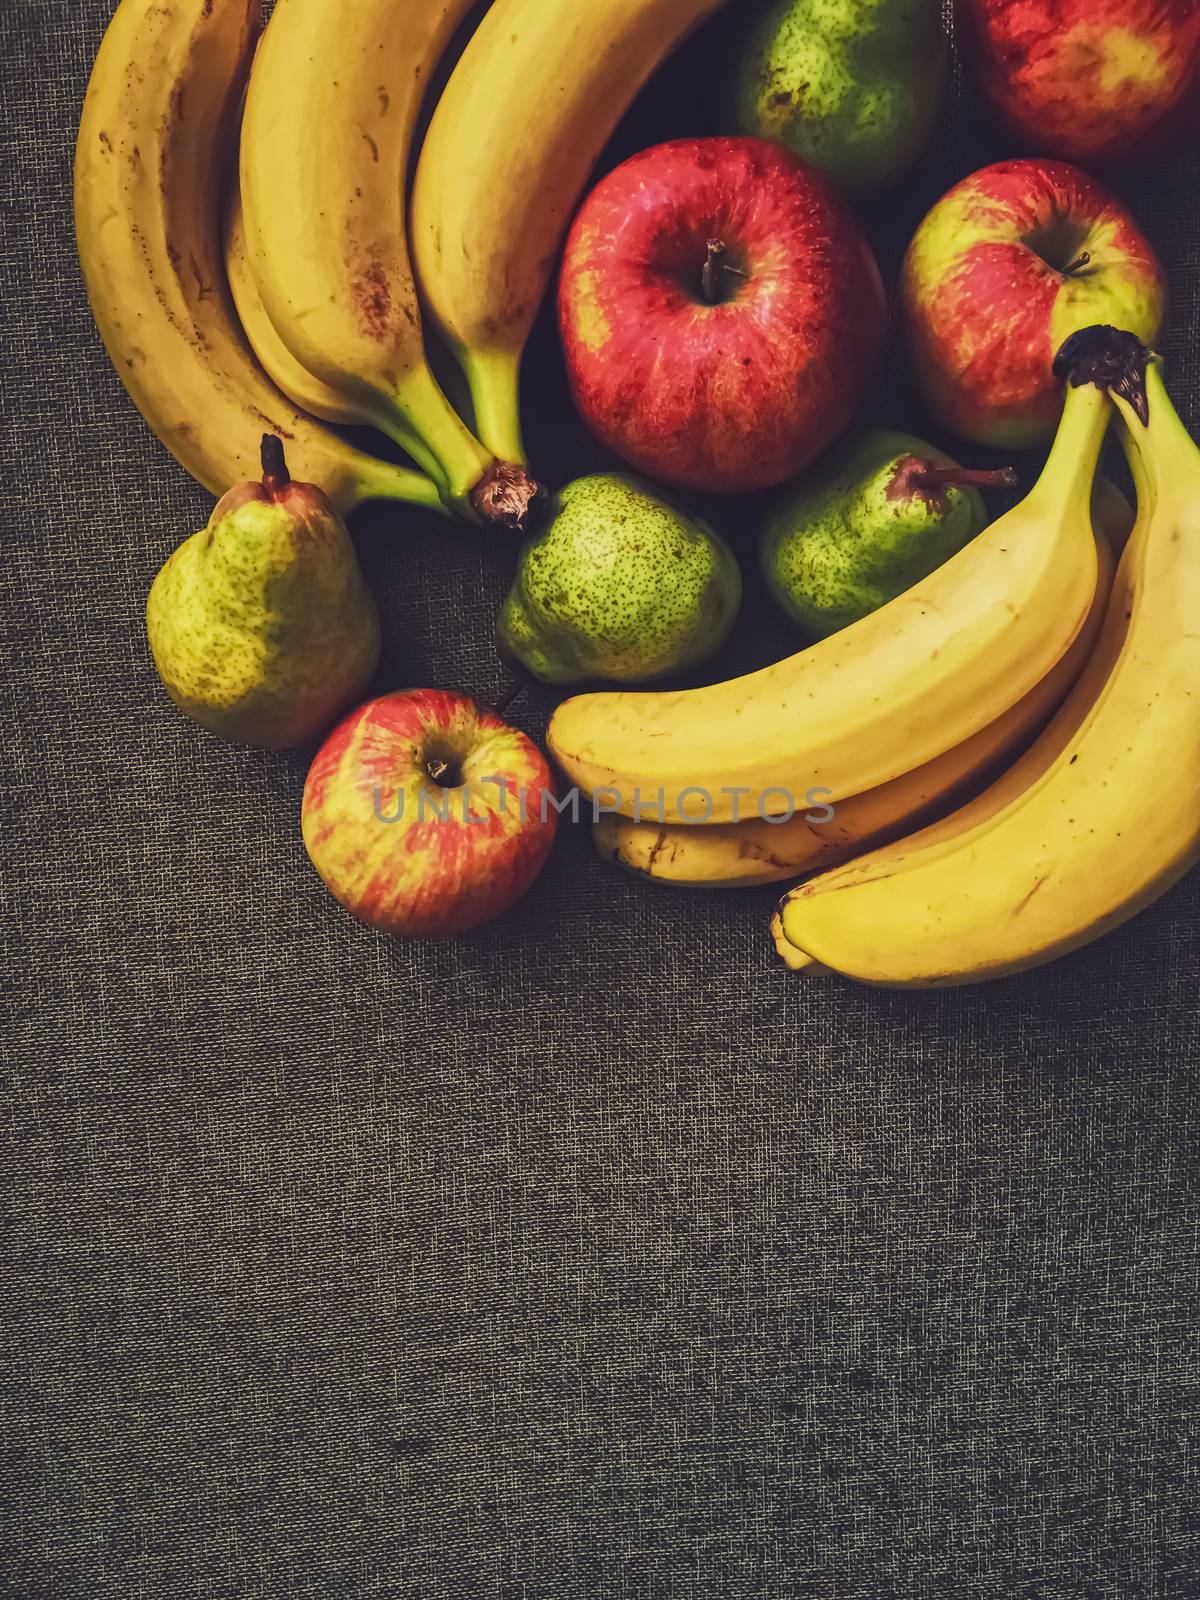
[901,159,1166,448]
[558,136,886,494]
[958,0,1200,162]
[301,689,557,938]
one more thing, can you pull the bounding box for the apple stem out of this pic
[701,239,727,305]
[1062,250,1092,278]
[912,464,1019,492]
[260,434,290,498]
[492,670,531,720]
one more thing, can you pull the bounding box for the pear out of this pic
[730,0,949,192]
[147,437,381,747]
[761,430,1016,639]
[498,473,741,685]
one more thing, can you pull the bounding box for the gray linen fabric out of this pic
[2,2,1198,1596]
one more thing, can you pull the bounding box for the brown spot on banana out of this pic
[646,830,670,872]
[351,263,391,341]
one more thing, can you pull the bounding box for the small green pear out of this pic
[730,0,948,192]
[497,473,741,685]
[146,436,381,747]
[761,430,1017,639]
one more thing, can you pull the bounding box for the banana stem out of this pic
[368,407,454,498]
[1028,380,1111,514]
[464,349,527,466]
[378,362,499,515]
[377,362,539,526]
[353,459,450,516]
[1111,361,1196,500]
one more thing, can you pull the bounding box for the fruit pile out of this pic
[75,0,1200,986]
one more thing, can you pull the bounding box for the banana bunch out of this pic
[773,332,1200,988]
[595,501,1122,889]
[592,476,1134,888]
[550,362,1114,823]
[573,329,1199,981]
[236,0,530,524]
[75,0,441,515]
[77,0,724,527]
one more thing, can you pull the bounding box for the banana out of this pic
[549,369,1112,823]
[411,0,731,464]
[594,496,1122,888]
[775,329,1200,988]
[75,0,440,515]
[239,0,537,527]
[224,183,361,434]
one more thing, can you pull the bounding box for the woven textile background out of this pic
[3,1,1199,1596]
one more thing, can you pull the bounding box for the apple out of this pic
[957,0,1200,162]
[558,136,886,494]
[301,689,557,938]
[901,158,1166,448]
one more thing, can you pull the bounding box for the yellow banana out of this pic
[226,180,455,521]
[549,372,1111,823]
[224,183,360,435]
[75,0,439,515]
[775,332,1200,988]
[595,500,1121,888]
[239,0,537,527]
[411,0,731,464]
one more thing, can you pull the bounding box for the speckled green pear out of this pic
[146,437,380,747]
[498,473,742,685]
[761,430,1016,639]
[730,0,948,192]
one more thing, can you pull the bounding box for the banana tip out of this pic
[770,912,830,976]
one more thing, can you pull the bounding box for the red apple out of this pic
[558,136,886,494]
[958,0,1200,162]
[901,159,1166,448]
[301,689,557,938]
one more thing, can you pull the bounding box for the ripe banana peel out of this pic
[411,0,732,464]
[239,0,537,527]
[775,328,1200,988]
[594,496,1122,888]
[550,371,1112,824]
[223,184,360,436]
[225,186,458,513]
[74,0,440,515]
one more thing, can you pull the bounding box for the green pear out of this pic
[498,473,741,685]
[761,430,1017,639]
[730,0,948,192]
[146,437,381,747]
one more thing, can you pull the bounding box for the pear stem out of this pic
[491,670,531,721]
[911,465,1018,492]
[261,434,290,498]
